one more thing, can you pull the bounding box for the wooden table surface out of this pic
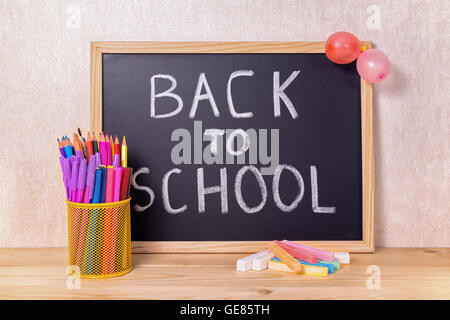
[0,248,448,300]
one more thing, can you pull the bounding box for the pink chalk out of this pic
[282,240,335,262]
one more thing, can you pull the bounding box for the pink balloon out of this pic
[356,49,390,83]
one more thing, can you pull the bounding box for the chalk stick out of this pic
[268,260,328,277]
[282,240,335,262]
[252,251,275,271]
[268,242,303,274]
[273,257,334,274]
[274,240,317,264]
[236,250,269,272]
[333,252,350,264]
[318,259,340,271]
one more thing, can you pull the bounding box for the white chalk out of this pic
[333,252,350,264]
[252,251,275,271]
[236,250,269,272]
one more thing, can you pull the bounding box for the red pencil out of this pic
[114,135,120,163]
[86,132,94,160]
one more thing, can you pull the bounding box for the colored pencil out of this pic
[78,128,88,159]
[99,133,107,166]
[68,138,75,155]
[121,136,127,167]
[114,135,120,162]
[63,139,73,157]
[57,138,65,157]
[73,133,81,153]
[106,134,112,166]
[86,132,94,160]
[109,135,115,158]
[92,132,99,153]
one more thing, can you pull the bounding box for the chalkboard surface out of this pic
[102,53,363,242]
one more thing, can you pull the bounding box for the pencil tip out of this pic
[78,127,82,136]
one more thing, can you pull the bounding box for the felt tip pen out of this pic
[105,166,115,203]
[91,168,102,204]
[112,154,120,168]
[100,166,107,203]
[95,152,101,168]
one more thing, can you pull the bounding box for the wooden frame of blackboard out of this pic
[90,41,374,253]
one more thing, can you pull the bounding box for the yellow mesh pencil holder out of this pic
[67,198,132,279]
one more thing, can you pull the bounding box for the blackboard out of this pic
[92,42,374,253]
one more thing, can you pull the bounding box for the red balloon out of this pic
[325,32,361,64]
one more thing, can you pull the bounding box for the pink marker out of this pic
[109,167,123,273]
[105,167,115,203]
[282,240,335,262]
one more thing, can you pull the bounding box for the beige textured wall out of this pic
[0,0,448,247]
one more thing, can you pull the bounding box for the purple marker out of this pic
[112,154,120,168]
[70,159,80,202]
[76,158,87,202]
[65,158,72,199]
[95,152,101,168]
[59,156,69,199]
[66,156,74,199]
[76,150,83,159]
[84,155,96,203]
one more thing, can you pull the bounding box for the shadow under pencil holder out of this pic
[67,198,132,279]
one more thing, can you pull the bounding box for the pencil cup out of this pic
[66,198,132,279]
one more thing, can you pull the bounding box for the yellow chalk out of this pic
[268,260,329,277]
[268,242,303,274]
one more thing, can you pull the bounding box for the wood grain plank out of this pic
[0,248,448,300]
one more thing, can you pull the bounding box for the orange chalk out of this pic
[268,242,303,274]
